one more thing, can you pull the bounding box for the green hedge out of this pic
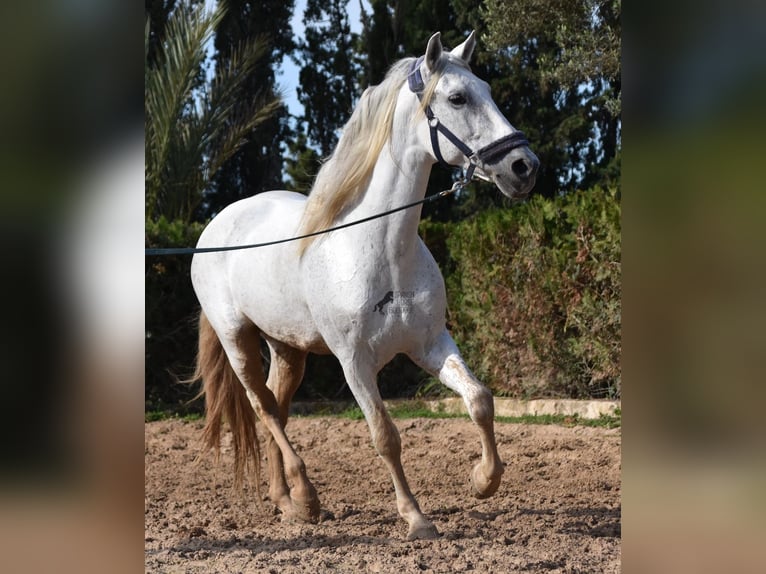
[422,186,621,399]
[145,217,205,413]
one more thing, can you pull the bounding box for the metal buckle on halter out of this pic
[464,156,494,184]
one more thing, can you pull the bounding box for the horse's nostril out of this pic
[512,158,529,178]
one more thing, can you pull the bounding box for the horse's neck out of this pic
[344,119,432,259]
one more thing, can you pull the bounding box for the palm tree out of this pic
[145,0,282,222]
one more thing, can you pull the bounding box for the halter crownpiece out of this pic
[407,57,529,179]
[407,56,426,94]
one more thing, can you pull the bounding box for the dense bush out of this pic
[145,217,205,413]
[426,186,621,399]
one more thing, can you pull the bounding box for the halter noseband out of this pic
[407,56,529,180]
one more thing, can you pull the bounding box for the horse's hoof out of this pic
[295,500,321,524]
[280,496,321,524]
[406,522,441,541]
[280,506,319,524]
[288,484,321,523]
[471,464,502,499]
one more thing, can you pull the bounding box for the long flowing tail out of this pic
[193,311,260,491]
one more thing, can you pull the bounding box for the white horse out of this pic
[191,31,538,540]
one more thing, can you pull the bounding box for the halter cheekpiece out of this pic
[407,56,529,181]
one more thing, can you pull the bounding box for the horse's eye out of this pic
[448,93,467,106]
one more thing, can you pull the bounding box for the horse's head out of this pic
[410,31,539,199]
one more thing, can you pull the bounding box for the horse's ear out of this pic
[425,32,443,73]
[450,30,476,63]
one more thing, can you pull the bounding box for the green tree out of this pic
[208,0,295,215]
[145,0,180,66]
[284,132,321,194]
[483,0,620,113]
[359,0,461,86]
[359,0,396,86]
[296,0,361,157]
[480,0,621,195]
[145,0,281,222]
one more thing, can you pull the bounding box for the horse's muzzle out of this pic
[486,146,539,199]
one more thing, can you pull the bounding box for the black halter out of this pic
[407,56,529,180]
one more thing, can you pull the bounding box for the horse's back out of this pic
[192,190,307,290]
[196,190,307,247]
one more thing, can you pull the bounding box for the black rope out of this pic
[145,181,464,256]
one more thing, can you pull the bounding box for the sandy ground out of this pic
[145,417,620,573]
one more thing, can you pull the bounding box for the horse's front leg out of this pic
[340,358,440,540]
[412,329,504,498]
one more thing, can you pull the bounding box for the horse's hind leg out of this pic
[262,338,320,521]
[340,358,440,541]
[218,322,320,523]
[412,330,504,498]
